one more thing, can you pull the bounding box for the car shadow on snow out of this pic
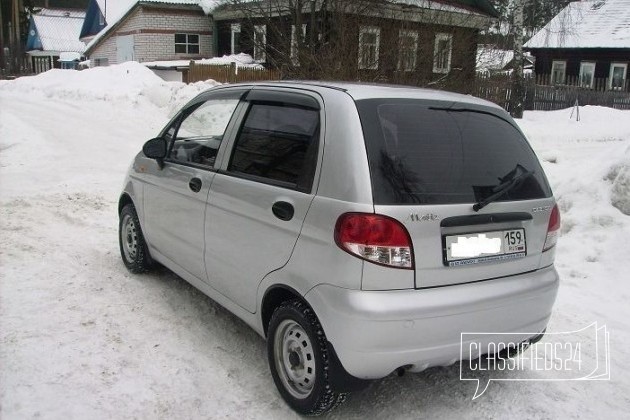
[138,265,518,418]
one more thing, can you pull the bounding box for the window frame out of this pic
[93,57,108,67]
[551,60,566,85]
[225,97,322,193]
[398,29,418,72]
[432,33,452,74]
[253,25,267,63]
[609,62,628,90]
[230,23,241,55]
[162,90,248,171]
[358,26,381,70]
[174,33,200,55]
[579,61,596,89]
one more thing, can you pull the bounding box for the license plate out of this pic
[444,229,526,266]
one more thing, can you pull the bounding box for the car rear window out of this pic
[355,99,552,205]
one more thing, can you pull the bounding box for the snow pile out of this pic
[0,61,220,115]
[609,147,630,215]
[197,53,264,68]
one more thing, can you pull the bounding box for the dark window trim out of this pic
[175,33,200,54]
[218,169,301,192]
[164,90,247,169]
[225,100,321,194]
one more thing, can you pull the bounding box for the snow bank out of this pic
[0,62,221,115]
[610,147,630,215]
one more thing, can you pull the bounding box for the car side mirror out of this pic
[142,137,167,168]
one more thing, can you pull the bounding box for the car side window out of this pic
[228,103,320,192]
[169,98,240,168]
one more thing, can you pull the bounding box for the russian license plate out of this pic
[444,229,526,266]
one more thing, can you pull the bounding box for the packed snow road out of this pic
[1,64,629,419]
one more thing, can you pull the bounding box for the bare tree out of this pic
[218,0,493,91]
[509,0,524,118]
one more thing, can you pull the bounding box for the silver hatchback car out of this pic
[118,82,560,415]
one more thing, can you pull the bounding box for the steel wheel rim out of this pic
[121,214,139,262]
[273,319,316,399]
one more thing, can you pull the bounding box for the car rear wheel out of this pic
[119,203,152,273]
[267,299,346,416]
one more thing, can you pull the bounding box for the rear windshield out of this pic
[355,99,552,205]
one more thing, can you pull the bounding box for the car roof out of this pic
[220,80,503,110]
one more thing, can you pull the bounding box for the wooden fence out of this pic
[474,73,630,112]
[185,64,630,112]
[186,61,281,84]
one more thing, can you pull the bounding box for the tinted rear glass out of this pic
[355,99,552,205]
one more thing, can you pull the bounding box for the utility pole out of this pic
[509,0,525,119]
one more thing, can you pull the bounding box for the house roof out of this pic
[30,8,87,53]
[525,0,630,49]
[95,0,219,23]
[476,45,534,71]
[213,0,497,26]
[394,0,498,17]
[85,1,218,54]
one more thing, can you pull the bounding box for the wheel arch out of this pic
[261,284,307,338]
[118,193,134,215]
[262,284,370,394]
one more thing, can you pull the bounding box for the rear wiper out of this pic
[472,166,535,212]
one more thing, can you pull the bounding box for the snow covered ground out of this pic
[1,64,629,419]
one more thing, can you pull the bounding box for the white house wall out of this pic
[90,6,213,65]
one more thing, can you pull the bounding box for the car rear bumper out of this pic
[305,266,559,379]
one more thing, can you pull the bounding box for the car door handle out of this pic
[272,201,294,221]
[189,177,202,193]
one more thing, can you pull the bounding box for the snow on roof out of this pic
[96,0,219,23]
[86,1,219,52]
[59,52,82,61]
[143,53,264,69]
[32,8,87,53]
[525,0,630,49]
[476,45,534,71]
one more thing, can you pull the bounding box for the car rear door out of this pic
[355,99,556,289]
[204,88,323,312]
[142,89,246,281]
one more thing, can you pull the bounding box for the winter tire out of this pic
[119,203,152,273]
[267,299,347,416]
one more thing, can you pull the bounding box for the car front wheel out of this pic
[119,203,152,273]
[267,299,346,416]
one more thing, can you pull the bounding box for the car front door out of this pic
[204,88,323,312]
[142,89,246,281]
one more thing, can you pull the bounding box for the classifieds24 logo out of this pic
[460,323,610,399]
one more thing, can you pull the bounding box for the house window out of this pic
[358,26,380,70]
[175,34,200,54]
[93,58,108,67]
[433,33,452,74]
[290,24,307,66]
[551,60,566,85]
[253,25,267,62]
[609,62,628,90]
[398,30,418,71]
[579,62,596,88]
[231,24,241,55]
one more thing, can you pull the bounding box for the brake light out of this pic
[334,213,414,269]
[543,204,561,251]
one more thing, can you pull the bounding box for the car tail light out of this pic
[543,204,561,251]
[334,213,414,269]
